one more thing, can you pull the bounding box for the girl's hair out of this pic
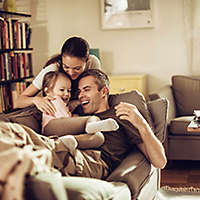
[42,71,71,96]
[44,37,90,68]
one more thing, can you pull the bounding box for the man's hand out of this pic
[114,102,147,130]
[33,96,56,116]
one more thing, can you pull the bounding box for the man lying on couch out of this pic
[44,69,167,174]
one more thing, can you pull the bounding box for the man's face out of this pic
[78,76,108,114]
[62,55,86,80]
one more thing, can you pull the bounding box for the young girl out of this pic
[41,71,119,138]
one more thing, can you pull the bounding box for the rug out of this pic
[161,185,200,193]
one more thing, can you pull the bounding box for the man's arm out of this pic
[115,102,167,169]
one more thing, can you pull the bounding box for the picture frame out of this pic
[100,0,154,30]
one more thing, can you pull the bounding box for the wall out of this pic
[17,0,191,93]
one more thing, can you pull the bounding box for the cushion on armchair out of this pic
[109,90,168,143]
[149,85,176,122]
[109,90,154,130]
[172,75,200,116]
[147,98,168,142]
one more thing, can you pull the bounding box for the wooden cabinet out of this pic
[109,74,147,96]
[0,11,33,112]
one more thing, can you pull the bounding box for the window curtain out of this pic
[183,0,200,75]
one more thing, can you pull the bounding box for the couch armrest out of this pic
[106,149,151,199]
[149,85,176,122]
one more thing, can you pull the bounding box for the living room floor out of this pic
[156,160,200,200]
[156,189,200,200]
[161,160,200,187]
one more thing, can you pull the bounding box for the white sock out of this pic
[60,135,78,155]
[86,118,119,134]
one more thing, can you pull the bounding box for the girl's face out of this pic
[62,55,86,80]
[48,74,71,105]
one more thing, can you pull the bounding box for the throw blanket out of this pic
[0,122,108,200]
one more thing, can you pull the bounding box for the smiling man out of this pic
[78,76,109,114]
[77,69,167,172]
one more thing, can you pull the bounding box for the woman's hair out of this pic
[42,71,71,96]
[44,36,90,68]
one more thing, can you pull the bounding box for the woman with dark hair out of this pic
[14,36,101,115]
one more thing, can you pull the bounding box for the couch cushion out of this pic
[109,90,154,130]
[149,85,176,123]
[147,98,168,143]
[170,116,194,135]
[172,75,200,116]
[0,106,42,134]
[0,113,10,122]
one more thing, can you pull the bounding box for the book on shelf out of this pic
[3,19,8,49]
[0,51,32,81]
[11,82,18,104]
[0,17,32,50]
[0,86,4,112]
[187,110,200,132]
[0,81,29,112]
[0,93,2,113]
[0,11,33,112]
[188,120,200,129]
[4,52,9,80]
[0,54,3,80]
[22,52,26,77]
[194,110,200,122]
[27,52,32,75]
[7,18,13,49]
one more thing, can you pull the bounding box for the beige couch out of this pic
[0,91,168,200]
[149,75,200,161]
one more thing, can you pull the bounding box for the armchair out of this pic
[0,90,168,200]
[149,75,200,161]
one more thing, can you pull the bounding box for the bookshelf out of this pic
[0,10,33,112]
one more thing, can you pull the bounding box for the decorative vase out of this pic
[3,0,16,12]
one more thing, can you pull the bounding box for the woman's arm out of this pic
[14,83,56,115]
[14,83,39,108]
[15,64,58,113]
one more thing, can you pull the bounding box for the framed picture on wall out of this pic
[100,0,154,30]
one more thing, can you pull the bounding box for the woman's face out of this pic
[62,55,86,80]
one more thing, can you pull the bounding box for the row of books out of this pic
[0,51,33,81]
[0,81,30,112]
[0,17,32,50]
